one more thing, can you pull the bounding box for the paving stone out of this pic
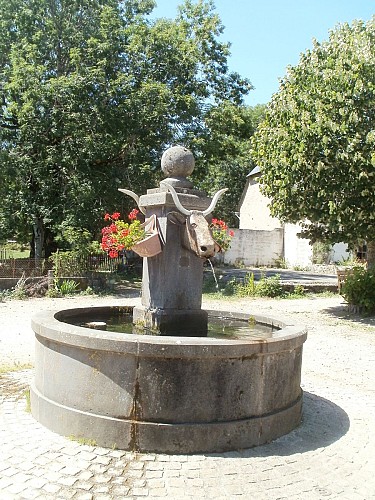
[111,485,130,496]
[42,483,62,494]
[1,297,375,499]
[131,487,149,496]
[74,481,93,491]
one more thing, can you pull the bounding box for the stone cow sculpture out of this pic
[118,183,227,259]
[164,183,227,259]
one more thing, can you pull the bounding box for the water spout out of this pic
[206,258,219,290]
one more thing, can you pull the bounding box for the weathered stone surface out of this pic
[160,145,195,187]
[30,307,306,453]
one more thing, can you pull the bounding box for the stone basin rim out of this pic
[31,306,307,357]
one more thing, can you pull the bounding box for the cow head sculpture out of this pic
[164,183,228,259]
[118,184,227,259]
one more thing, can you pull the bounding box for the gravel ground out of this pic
[1,291,375,391]
[1,291,375,498]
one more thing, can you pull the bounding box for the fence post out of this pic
[47,270,54,289]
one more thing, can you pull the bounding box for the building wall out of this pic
[239,178,281,231]
[222,228,284,267]
[235,171,350,268]
[331,243,349,263]
[284,223,313,267]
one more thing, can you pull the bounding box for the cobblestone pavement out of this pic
[1,295,375,499]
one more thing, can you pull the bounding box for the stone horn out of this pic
[118,188,146,215]
[165,183,228,216]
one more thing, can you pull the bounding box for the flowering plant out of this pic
[210,218,234,252]
[101,209,145,258]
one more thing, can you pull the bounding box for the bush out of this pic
[58,279,80,295]
[341,266,375,313]
[234,272,256,297]
[49,251,88,277]
[228,272,284,298]
[46,278,80,297]
[254,274,283,297]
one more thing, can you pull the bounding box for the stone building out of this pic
[222,166,349,267]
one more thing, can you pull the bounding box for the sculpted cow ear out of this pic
[167,212,186,226]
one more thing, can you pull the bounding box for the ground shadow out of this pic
[206,391,350,458]
[323,304,375,328]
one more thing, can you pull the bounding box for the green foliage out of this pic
[273,256,288,269]
[312,242,332,265]
[0,0,251,255]
[341,266,375,313]
[251,18,375,247]
[11,275,28,300]
[58,279,80,295]
[230,272,284,298]
[193,103,265,226]
[253,274,283,298]
[49,251,89,277]
[47,278,80,296]
[287,285,306,299]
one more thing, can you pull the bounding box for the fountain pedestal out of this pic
[133,186,212,334]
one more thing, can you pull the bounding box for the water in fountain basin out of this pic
[73,311,277,340]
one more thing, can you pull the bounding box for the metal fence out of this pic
[0,254,124,278]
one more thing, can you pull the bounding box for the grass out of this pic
[0,362,34,374]
[24,389,31,413]
[68,435,97,447]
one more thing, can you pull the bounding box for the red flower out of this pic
[111,212,121,220]
[109,249,118,258]
[229,230,235,237]
[128,208,139,220]
[104,213,111,221]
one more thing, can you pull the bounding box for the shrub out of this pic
[58,279,80,295]
[50,251,88,277]
[254,274,283,298]
[228,272,284,298]
[46,278,79,297]
[341,266,375,313]
[234,272,256,297]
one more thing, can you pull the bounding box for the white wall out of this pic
[239,179,282,231]
[284,223,313,268]
[330,242,350,263]
[223,228,284,267]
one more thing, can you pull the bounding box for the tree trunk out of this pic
[33,217,44,259]
[366,241,375,269]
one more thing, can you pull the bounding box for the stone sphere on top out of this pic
[161,146,195,179]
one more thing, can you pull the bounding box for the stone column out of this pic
[132,146,212,335]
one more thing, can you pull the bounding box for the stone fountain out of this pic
[30,146,307,453]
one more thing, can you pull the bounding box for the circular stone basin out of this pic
[63,306,278,340]
[30,306,307,454]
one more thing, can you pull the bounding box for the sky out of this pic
[151,0,375,105]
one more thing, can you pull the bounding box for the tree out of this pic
[251,18,375,263]
[0,0,251,257]
[191,103,265,226]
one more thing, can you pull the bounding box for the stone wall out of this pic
[223,228,284,267]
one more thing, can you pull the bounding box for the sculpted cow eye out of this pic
[191,223,197,228]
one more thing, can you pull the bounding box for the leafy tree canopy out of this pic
[0,0,252,255]
[251,18,375,246]
[192,103,265,226]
